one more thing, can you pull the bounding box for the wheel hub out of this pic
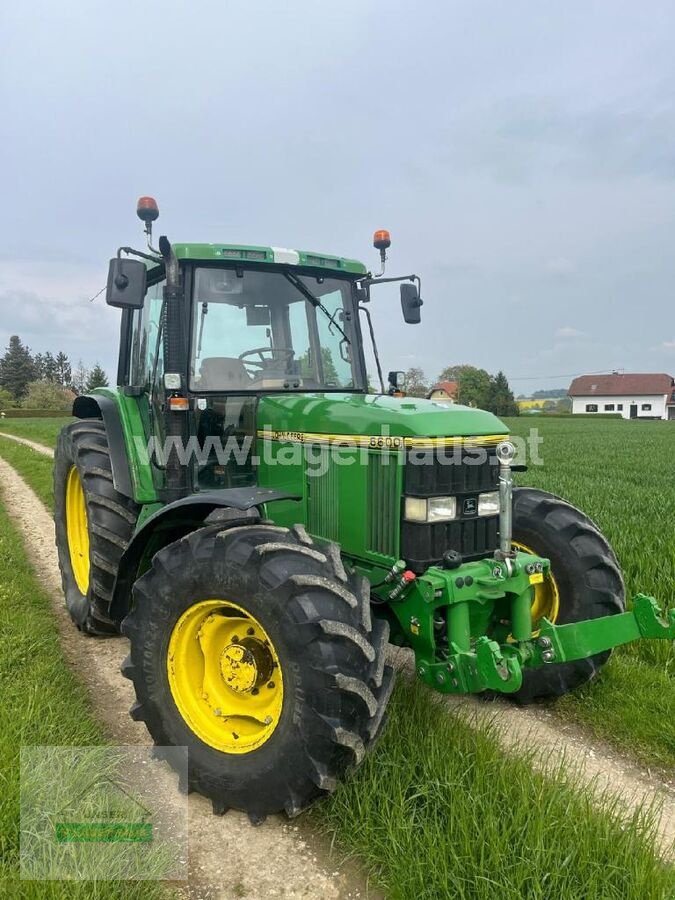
[219,636,274,693]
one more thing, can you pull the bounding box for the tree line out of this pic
[402,364,519,416]
[0,335,109,410]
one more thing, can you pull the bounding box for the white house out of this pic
[568,373,675,420]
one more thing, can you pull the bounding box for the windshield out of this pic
[190,267,363,392]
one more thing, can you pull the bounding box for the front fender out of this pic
[109,488,301,622]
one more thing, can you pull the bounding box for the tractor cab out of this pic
[106,200,420,498]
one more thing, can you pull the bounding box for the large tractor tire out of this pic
[54,420,140,636]
[510,487,625,703]
[121,522,393,822]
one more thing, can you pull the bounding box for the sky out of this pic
[2,0,675,394]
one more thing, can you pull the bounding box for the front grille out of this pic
[402,446,500,572]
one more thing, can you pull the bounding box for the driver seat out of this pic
[199,357,252,390]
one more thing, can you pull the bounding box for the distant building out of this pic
[568,373,675,420]
[426,381,459,404]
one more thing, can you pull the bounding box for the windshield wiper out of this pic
[283,271,350,344]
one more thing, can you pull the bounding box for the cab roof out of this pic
[170,243,367,275]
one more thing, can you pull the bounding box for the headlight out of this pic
[404,496,457,523]
[428,496,457,522]
[404,497,429,523]
[478,491,500,517]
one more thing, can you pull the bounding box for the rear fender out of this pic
[73,394,134,498]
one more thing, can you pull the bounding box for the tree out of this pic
[22,380,72,410]
[298,348,340,384]
[85,363,109,391]
[532,388,568,399]
[0,388,14,410]
[55,351,72,387]
[33,352,45,381]
[42,351,58,383]
[71,360,89,395]
[485,371,519,417]
[403,367,428,398]
[437,365,493,409]
[0,335,36,400]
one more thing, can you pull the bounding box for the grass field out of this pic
[0,417,673,896]
[0,499,167,899]
[0,416,73,449]
[505,417,675,768]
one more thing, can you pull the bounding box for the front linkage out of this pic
[381,440,675,696]
[389,555,675,695]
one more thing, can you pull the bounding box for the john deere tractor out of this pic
[54,198,675,823]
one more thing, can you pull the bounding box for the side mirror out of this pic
[400,283,422,324]
[388,370,406,393]
[106,258,147,309]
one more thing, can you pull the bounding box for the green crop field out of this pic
[506,417,675,767]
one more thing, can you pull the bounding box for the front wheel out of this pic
[121,522,393,822]
[510,487,625,703]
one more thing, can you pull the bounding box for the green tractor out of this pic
[54,198,675,823]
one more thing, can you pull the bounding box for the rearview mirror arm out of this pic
[116,246,163,264]
[362,273,421,292]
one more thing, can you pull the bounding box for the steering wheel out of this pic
[238,347,295,371]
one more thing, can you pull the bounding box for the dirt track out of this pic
[1,438,673,869]
[0,431,54,456]
[0,455,375,899]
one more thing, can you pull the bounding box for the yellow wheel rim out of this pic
[65,466,90,595]
[513,540,560,625]
[167,599,283,754]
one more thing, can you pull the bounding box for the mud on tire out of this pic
[121,522,394,822]
[54,419,140,635]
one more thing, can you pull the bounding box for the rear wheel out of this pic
[54,420,140,635]
[510,487,625,703]
[121,522,393,822]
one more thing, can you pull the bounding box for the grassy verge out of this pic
[0,416,73,449]
[0,437,54,510]
[0,498,168,898]
[505,417,675,769]
[315,680,673,899]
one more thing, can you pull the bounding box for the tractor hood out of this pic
[256,393,507,440]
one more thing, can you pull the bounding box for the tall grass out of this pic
[316,679,673,899]
[0,500,169,898]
